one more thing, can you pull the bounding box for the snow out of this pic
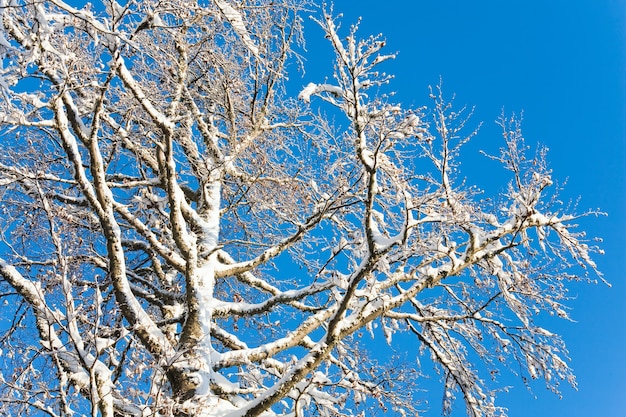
[214,0,259,57]
[298,82,343,103]
[0,32,12,50]
[360,149,375,170]
[95,336,117,352]
[197,181,222,249]
[298,82,317,103]
[152,12,164,28]
[114,55,175,131]
[112,1,126,17]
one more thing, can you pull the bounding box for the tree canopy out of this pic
[0,1,603,416]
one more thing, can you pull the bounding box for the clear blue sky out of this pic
[298,1,625,416]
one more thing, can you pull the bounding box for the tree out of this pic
[0,1,604,416]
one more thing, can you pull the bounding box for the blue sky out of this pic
[298,1,625,416]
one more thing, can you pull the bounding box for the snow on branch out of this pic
[214,0,260,57]
[298,82,343,103]
[0,3,605,417]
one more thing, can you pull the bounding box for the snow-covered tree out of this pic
[0,1,604,416]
